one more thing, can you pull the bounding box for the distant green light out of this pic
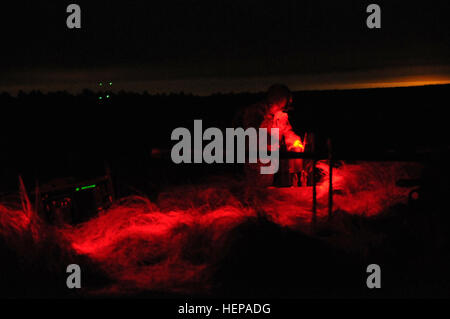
[109,82,112,86]
[99,82,103,86]
[106,95,110,98]
[99,96,103,100]
[75,184,96,192]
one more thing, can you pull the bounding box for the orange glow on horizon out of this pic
[1,66,449,95]
[338,78,450,90]
[297,73,450,91]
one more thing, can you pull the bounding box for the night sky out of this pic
[1,1,449,94]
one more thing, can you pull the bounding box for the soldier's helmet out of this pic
[266,84,293,110]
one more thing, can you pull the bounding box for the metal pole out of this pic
[327,138,333,219]
[104,161,115,201]
[312,159,317,225]
[311,133,317,226]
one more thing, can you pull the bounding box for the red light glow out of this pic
[0,161,421,295]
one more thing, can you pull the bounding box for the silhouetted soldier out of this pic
[238,84,305,187]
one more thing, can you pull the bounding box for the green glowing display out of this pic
[75,184,96,192]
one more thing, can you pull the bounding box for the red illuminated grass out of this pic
[0,161,421,294]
